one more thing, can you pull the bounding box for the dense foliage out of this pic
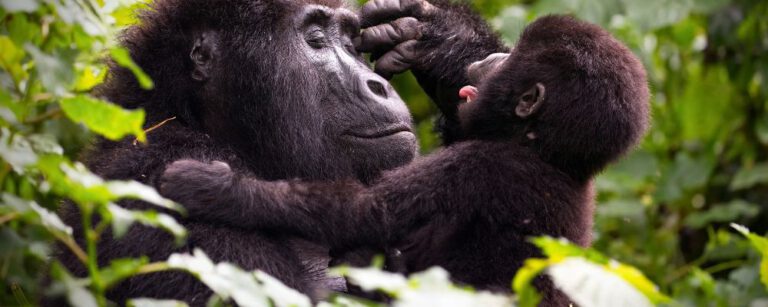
[0,0,766,306]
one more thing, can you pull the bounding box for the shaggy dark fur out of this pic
[48,0,508,305]
[160,15,650,306]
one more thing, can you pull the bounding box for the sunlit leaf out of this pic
[2,193,73,236]
[74,65,107,92]
[167,249,312,307]
[49,262,98,307]
[337,266,511,307]
[0,128,38,172]
[0,36,28,82]
[127,298,190,307]
[60,95,147,142]
[731,223,768,290]
[110,47,154,89]
[548,258,654,307]
[0,0,39,12]
[106,203,186,243]
[25,45,74,97]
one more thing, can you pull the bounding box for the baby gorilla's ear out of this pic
[516,83,545,118]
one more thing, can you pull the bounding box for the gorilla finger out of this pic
[211,161,232,171]
[356,17,421,53]
[360,0,429,28]
[374,40,419,79]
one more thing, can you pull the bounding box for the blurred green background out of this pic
[382,0,768,305]
[1,0,767,306]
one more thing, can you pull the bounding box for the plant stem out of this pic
[81,204,107,307]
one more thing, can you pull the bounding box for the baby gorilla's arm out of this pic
[159,160,390,250]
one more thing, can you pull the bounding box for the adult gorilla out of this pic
[51,0,506,305]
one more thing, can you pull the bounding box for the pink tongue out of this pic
[459,86,478,101]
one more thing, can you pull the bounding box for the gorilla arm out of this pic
[357,0,508,142]
[159,153,465,250]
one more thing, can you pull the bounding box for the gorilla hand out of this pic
[357,0,508,141]
[159,159,235,218]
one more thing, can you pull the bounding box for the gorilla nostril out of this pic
[366,80,388,99]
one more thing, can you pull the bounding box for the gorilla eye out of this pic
[305,30,327,49]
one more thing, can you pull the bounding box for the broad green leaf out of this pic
[60,95,147,142]
[37,156,181,212]
[1,193,73,236]
[49,262,98,307]
[548,258,654,307]
[684,200,759,228]
[530,237,609,263]
[0,36,28,82]
[25,45,74,97]
[169,250,270,307]
[605,261,669,304]
[74,65,107,92]
[106,203,186,243]
[254,271,313,307]
[336,266,511,307]
[731,223,768,290]
[512,258,551,307]
[128,298,190,307]
[730,163,768,190]
[333,266,408,296]
[0,128,38,172]
[100,257,150,289]
[0,0,38,13]
[110,47,154,89]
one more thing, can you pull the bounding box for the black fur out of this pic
[160,15,650,306]
[47,0,539,305]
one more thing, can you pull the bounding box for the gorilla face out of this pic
[295,4,418,181]
[192,1,417,182]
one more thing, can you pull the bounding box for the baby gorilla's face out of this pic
[459,53,510,103]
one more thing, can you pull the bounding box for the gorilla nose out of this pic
[366,79,389,99]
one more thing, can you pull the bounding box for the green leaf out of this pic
[25,45,74,97]
[684,200,760,229]
[60,95,147,142]
[100,257,149,289]
[0,0,39,12]
[106,203,186,244]
[530,237,609,263]
[512,258,550,307]
[548,258,655,307]
[37,156,181,212]
[336,266,511,306]
[0,128,38,173]
[167,249,313,307]
[49,262,98,307]
[110,47,154,90]
[730,163,768,190]
[0,36,28,82]
[74,65,107,92]
[1,193,73,236]
[127,298,190,307]
[731,224,768,291]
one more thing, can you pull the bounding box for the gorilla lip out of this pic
[345,123,412,139]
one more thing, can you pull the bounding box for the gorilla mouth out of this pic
[459,86,479,103]
[345,124,413,139]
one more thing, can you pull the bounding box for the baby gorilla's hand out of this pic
[159,159,235,218]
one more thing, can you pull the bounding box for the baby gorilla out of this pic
[161,15,649,305]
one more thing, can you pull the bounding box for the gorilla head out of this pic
[101,0,417,182]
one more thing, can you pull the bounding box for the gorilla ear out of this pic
[190,31,219,81]
[515,83,545,118]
